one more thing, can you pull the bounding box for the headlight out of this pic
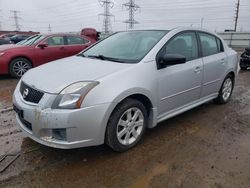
[0,52,5,56]
[52,81,99,109]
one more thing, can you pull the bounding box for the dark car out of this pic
[240,47,250,70]
[10,34,31,44]
[0,33,16,39]
[0,38,12,45]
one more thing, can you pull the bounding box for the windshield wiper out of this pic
[87,54,107,60]
[81,54,129,63]
[76,53,85,57]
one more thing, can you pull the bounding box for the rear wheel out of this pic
[105,99,148,152]
[9,58,32,78]
[214,74,234,104]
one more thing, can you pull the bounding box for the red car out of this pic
[0,33,96,78]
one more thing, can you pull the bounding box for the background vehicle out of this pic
[240,47,250,70]
[0,33,96,78]
[10,34,32,44]
[0,38,12,45]
[0,33,15,39]
[13,28,238,152]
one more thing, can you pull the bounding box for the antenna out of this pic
[99,0,115,34]
[123,0,140,29]
[10,10,21,31]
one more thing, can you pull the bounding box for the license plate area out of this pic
[13,105,23,118]
[13,105,32,132]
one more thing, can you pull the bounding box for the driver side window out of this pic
[46,36,65,46]
[159,32,198,62]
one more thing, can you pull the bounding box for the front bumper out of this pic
[13,85,112,149]
[0,56,9,75]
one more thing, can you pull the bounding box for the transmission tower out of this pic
[123,0,140,29]
[234,0,240,32]
[10,10,21,31]
[99,0,114,34]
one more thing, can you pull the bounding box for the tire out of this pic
[105,98,148,152]
[9,58,32,78]
[214,74,234,104]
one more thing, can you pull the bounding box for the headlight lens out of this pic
[52,81,99,109]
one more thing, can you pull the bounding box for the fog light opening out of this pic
[52,129,67,141]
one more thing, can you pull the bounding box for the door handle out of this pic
[194,66,202,73]
[220,58,226,64]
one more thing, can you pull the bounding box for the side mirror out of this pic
[158,54,186,68]
[37,43,48,49]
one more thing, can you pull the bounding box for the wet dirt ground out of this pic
[1,72,250,188]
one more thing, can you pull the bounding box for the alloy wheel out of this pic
[12,60,31,77]
[116,107,144,145]
[222,78,233,101]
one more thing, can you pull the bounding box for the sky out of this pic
[0,0,249,33]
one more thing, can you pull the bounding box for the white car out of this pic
[13,27,238,152]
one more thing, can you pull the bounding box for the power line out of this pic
[123,0,140,29]
[99,0,114,34]
[10,10,21,31]
[234,0,240,32]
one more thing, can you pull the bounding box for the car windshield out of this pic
[81,30,168,63]
[16,35,45,46]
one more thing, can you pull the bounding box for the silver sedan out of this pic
[13,27,238,152]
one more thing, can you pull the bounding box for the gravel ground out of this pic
[0,71,250,188]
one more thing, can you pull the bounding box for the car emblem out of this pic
[23,88,29,99]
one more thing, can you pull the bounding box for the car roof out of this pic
[41,33,82,37]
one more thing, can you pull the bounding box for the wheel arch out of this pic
[98,90,158,145]
[9,56,33,69]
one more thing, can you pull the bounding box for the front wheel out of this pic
[9,58,32,78]
[105,99,148,152]
[214,74,234,104]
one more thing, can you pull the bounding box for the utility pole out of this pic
[200,17,204,28]
[48,24,52,33]
[123,0,140,29]
[10,10,21,31]
[234,0,240,32]
[0,10,2,30]
[99,0,114,34]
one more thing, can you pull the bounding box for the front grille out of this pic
[20,82,44,104]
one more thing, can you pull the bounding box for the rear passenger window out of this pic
[199,33,220,56]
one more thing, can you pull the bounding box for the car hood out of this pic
[22,56,134,94]
[0,44,27,51]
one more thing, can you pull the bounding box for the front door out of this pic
[157,31,203,116]
[35,35,67,65]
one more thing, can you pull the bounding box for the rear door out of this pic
[157,31,203,116]
[34,35,67,65]
[64,35,91,56]
[198,32,227,97]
